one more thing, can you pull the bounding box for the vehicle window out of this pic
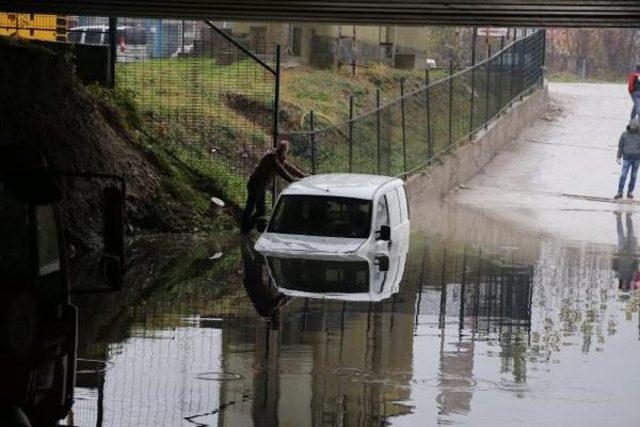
[397,186,409,220]
[375,196,389,229]
[268,195,372,238]
[36,205,60,276]
[67,30,83,43]
[84,30,103,45]
[387,190,401,227]
[268,257,369,293]
[0,184,30,278]
[125,28,147,45]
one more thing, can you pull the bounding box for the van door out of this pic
[385,188,405,255]
[373,195,390,254]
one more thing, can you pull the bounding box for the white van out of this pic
[67,25,148,62]
[255,174,410,260]
[265,250,406,302]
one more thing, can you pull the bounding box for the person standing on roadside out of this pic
[627,64,640,119]
[615,118,640,199]
[241,140,308,234]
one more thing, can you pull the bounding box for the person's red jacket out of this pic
[628,72,640,93]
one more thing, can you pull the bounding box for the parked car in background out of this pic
[255,174,410,260]
[67,25,148,62]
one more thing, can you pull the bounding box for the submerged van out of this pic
[255,174,410,259]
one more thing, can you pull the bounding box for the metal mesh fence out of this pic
[0,15,279,184]
[281,30,546,178]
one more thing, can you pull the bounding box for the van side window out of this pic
[387,190,401,227]
[375,196,389,229]
[397,186,409,220]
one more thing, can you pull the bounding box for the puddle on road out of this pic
[68,223,640,426]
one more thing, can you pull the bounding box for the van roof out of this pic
[282,173,400,200]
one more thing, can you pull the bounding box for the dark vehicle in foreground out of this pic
[0,149,125,426]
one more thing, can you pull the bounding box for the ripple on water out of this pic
[196,372,242,381]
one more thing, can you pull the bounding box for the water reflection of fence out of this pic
[281,30,546,178]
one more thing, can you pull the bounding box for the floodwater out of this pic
[67,215,640,426]
[66,83,640,426]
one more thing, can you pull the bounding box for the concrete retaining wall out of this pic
[405,86,549,204]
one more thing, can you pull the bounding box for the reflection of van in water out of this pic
[255,174,410,260]
[265,250,407,302]
[67,25,148,62]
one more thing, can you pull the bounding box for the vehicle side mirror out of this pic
[377,225,391,241]
[376,255,390,272]
[102,186,124,290]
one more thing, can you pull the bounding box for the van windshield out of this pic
[268,195,372,238]
[268,257,369,293]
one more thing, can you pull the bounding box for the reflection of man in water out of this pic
[241,238,290,329]
[614,212,640,290]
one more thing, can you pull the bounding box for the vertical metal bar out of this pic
[271,45,281,207]
[376,89,381,174]
[448,58,454,146]
[519,38,525,99]
[485,45,491,128]
[541,29,547,87]
[272,44,281,149]
[497,36,505,112]
[425,68,433,160]
[400,78,407,174]
[469,28,477,140]
[181,19,185,53]
[107,17,117,88]
[310,110,316,174]
[348,95,354,173]
[510,40,515,106]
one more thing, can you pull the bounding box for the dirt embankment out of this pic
[0,38,236,251]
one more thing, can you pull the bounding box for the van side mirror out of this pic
[375,255,390,272]
[377,225,391,241]
[102,186,124,290]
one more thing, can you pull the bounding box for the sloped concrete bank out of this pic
[405,86,549,206]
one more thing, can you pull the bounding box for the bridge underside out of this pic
[4,1,640,27]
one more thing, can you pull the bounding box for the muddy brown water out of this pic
[66,211,640,426]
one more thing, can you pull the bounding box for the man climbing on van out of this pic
[615,118,640,199]
[241,139,308,234]
[627,64,640,119]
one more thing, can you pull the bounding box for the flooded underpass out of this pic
[58,82,640,426]
[67,211,640,426]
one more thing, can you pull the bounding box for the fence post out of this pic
[469,27,477,140]
[510,40,515,106]
[425,69,433,160]
[400,78,407,174]
[349,95,354,173]
[497,36,505,113]
[448,59,454,146]
[376,89,381,174]
[273,44,281,149]
[541,30,547,87]
[519,39,525,100]
[310,110,316,174]
[107,17,117,88]
[485,45,491,128]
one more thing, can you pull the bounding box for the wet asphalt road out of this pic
[67,83,640,427]
[453,82,637,245]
